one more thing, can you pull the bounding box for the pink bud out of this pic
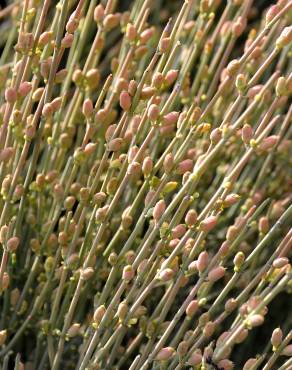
[273,257,289,269]
[232,16,246,37]
[187,350,202,366]
[122,265,135,282]
[148,104,160,121]
[119,91,131,111]
[105,124,117,142]
[259,135,279,151]
[7,236,20,252]
[84,143,97,156]
[103,13,121,31]
[18,81,32,97]
[171,224,186,239]
[203,321,216,337]
[159,268,174,282]
[140,28,154,44]
[259,216,269,234]
[152,72,164,89]
[266,5,280,24]
[94,5,104,23]
[159,37,171,53]
[5,87,17,103]
[51,97,62,112]
[39,31,52,47]
[82,98,93,118]
[156,347,175,361]
[145,190,155,206]
[242,124,253,144]
[93,305,106,323]
[163,111,179,126]
[126,24,137,42]
[142,156,153,177]
[165,69,178,85]
[185,209,198,227]
[276,26,292,49]
[163,153,174,174]
[243,358,257,370]
[208,266,225,282]
[42,103,53,117]
[248,314,265,328]
[0,147,14,163]
[186,300,199,317]
[197,251,209,273]
[200,216,218,232]
[177,159,193,175]
[218,359,234,370]
[128,161,141,175]
[224,193,241,207]
[282,344,292,356]
[271,328,283,349]
[61,33,74,48]
[210,128,222,144]
[153,200,166,222]
[108,138,123,152]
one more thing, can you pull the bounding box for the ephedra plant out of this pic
[0,0,291,369]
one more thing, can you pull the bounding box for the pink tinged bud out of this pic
[210,128,222,144]
[122,265,135,282]
[200,216,218,232]
[235,328,248,343]
[105,124,117,142]
[94,5,104,23]
[186,300,199,317]
[282,344,292,356]
[148,104,160,121]
[128,80,137,96]
[259,216,269,234]
[248,314,265,328]
[218,359,234,370]
[82,98,94,118]
[156,347,175,361]
[7,236,20,252]
[159,37,171,53]
[128,161,141,175]
[185,209,198,227]
[162,111,179,126]
[126,24,137,42]
[242,124,253,144]
[93,305,106,323]
[224,193,241,207]
[61,33,74,48]
[187,350,202,366]
[208,266,225,282]
[177,159,193,175]
[163,153,174,174]
[203,321,215,337]
[259,135,279,151]
[197,251,209,273]
[39,31,52,47]
[18,81,32,97]
[42,103,53,117]
[159,268,174,282]
[145,190,155,206]
[243,358,257,370]
[5,87,17,103]
[0,147,15,163]
[51,97,62,112]
[273,257,289,269]
[276,26,292,49]
[271,328,283,349]
[266,5,280,24]
[165,69,178,85]
[103,13,121,31]
[2,272,10,290]
[128,146,139,163]
[153,200,166,222]
[66,18,79,34]
[171,224,186,239]
[232,16,246,37]
[140,28,154,44]
[188,261,198,274]
[152,72,164,89]
[108,138,123,152]
[84,143,97,156]
[142,156,153,177]
[226,225,239,242]
[67,323,80,338]
[119,91,131,111]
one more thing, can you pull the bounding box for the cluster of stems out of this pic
[0,0,291,369]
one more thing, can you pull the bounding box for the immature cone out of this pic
[122,265,135,282]
[148,104,160,121]
[246,314,264,328]
[200,216,218,232]
[208,266,225,282]
[67,323,80,338]
[93,305,106,324]
[142,157,153,177]
[186,300,199,317]
[156,347,175,361]
[197,251,209,273]
[7,236,20,252]
[119,91,131,111]
[273,257,289,269]
[271,327,283,350]
[243,358,257,370]
[187,350,202,366]
[159,268,174,282]
[153,200,166,223]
